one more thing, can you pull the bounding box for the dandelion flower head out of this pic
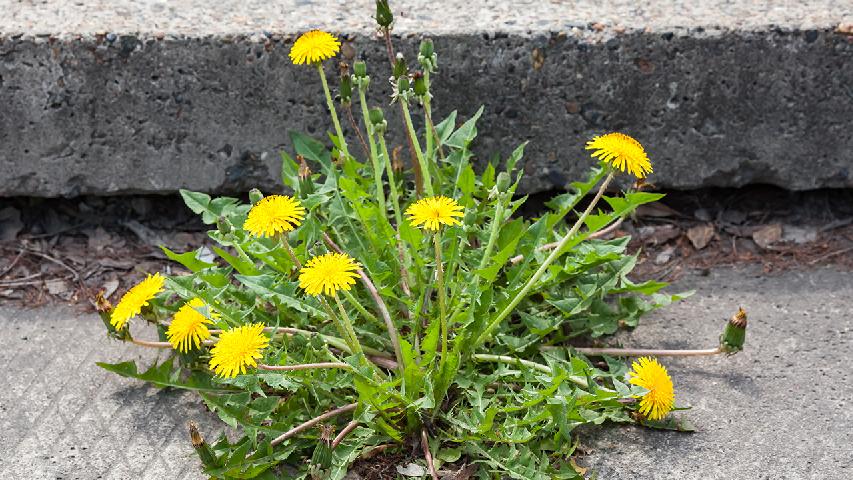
[289,30,341,65]
[298,252,361,296]
[208,323,269,378]
[629,356,675,421]
[405,196,464,231]
[167,298,218,353]
[586,132,653,178]
[110,273,165,330]
[243,195,306,238]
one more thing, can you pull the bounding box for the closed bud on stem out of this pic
[216,216,231,235]
[720,307,747,354]
[392,53,408,79]
[368,107,387,134]
[339,63,352,105]
[496,172,512,193]
[375,0,394,28]
[353,60,367,78]
[418,38,437,72]
[298,154,314,195]
[397,76,410,92]
[412,71,427,97]
[189,422,220,468]
[249,188,264,205]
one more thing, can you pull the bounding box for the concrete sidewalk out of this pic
[1,266,851,479]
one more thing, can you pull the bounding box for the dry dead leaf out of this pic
[687,223,715,250]
[752,224,782,249]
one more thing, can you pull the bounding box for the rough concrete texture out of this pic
[1,1,852,197]
[2,266,851,479]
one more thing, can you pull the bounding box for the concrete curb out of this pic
[2,1,852,196]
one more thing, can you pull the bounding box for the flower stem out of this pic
[317,63,349,160]
[332,292,364,355]
[400,101,434,196]
[257,362,351,372]
[280,235,302,269]
[472,354,589,389]
[377,134,415,290]
[477,199,505,271]
[571,346,724,357]
[320,296,362,355]
[270,403,357,447]
[358,88,387,215]
[433,233,447,368]
[233,243,255,267]
[341,289,382,327]
[473,171,616,349]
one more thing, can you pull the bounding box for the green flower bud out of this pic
[496,172,512,193]
[392,53,408,79]
[419,38,434,58]
[720,307,747,354]
[339,70,353,105]
[249,188,264,205]
[412,71,427,96]
[216,216,232,235]
[353,60,367,78]
[397,76,410,92]
[369,107,385,126]
[375,0,394,28]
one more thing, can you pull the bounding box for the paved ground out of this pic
[1,265,851,479]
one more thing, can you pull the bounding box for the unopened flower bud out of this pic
[392,53,408,79]
[216,216,232,235]
[419,39,434,58]
[397,75,410,92]
[339,68,353,105]
[189,422,220,468]
[391,145,404,172]
[297,155,311,180]
[353,60,367,78]
[375,0,394,28]
[720,307,747,354]
[249,188,264,205]
[412,71,427,96]
[496,172,512,193]
[297,155,314,195]
[464,209,477,226]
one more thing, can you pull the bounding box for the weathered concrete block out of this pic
[1,1,851,196]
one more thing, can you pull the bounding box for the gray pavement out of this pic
[1,266,852,479]
[2,1,851,197]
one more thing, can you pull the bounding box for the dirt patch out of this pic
[1,186,851,308]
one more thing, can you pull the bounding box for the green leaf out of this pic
[160,246,216,273]
[212,246,260,276]
[96,359,234,393]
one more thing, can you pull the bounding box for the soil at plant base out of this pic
[1,186,851,311]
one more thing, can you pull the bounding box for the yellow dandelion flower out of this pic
[585,132,653,178]
[166,298,218,353]
[110,273,165,330]
[208,323,269,378]
[243,195,306,238]
[298,252,361,296]
[629,356,675,421]
[405,196,464,231]
[289,30,341,65]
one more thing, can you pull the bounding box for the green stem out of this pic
[280,236,302,269]
[434,233,447,368]
[320,296,361,355]
[358,88,386,214]
[233,243,254,267]
[422,71,445,161]
[473,172,616,349]
[471,354,589,389]
[317,63,349,160]
[400,102,434,196]
[341,289,382,328]
[332,292,364,355]
[378,134,416,288]
[477,200,505,271]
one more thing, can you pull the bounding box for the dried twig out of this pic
[331,420,359,448]
[421,428,439,480]
[323,233,404,368]
[24,248,80,280]
[270,403,357,447]
[0,249,24,278]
